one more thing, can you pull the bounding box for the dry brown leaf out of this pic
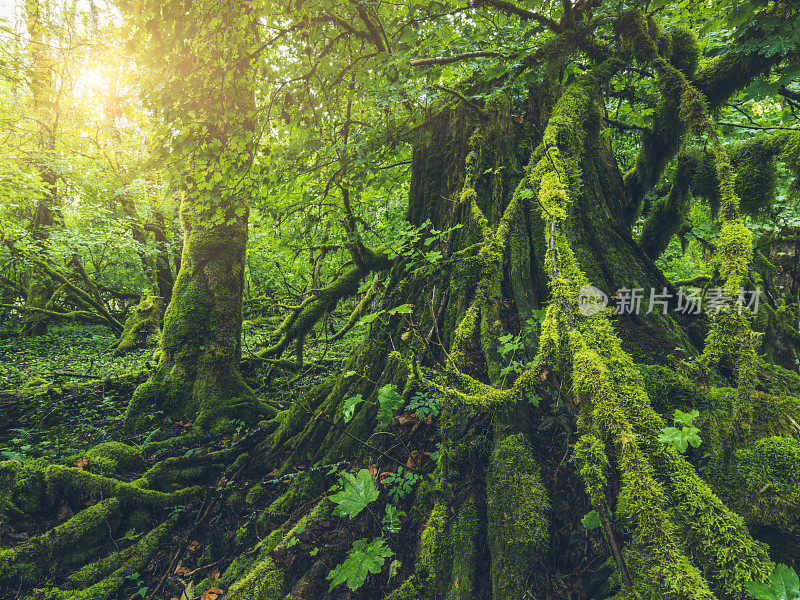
[185,540,201,552]
[368,464,378,480]
[174,561,190,576]
[200,588,224,600]
[210,568,221,580]
[74,457,90,470]
[393,413,418,426]
[406,453,421,470]
[540,370,549,381]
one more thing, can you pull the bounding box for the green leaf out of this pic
[358,311,383,326]
[386,304,413,315]
[746,582,777,600]
[329,469,379,519]
[674,409,699,427]
[581,510,601,530]
[342,394,364,423]
[383,504,404,534]
[327,537,394,591]
[377,385,403,424]
[659,425,701,453]
[771,564,800,600]
[388,559,402,580]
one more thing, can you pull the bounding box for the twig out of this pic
[717,121,797,131]
[598,504,632,588]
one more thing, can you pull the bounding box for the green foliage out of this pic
[326,537,394,592]
[659,409,703,453]
[329,469,379,519]
[342,394,364,423]
[383,467,421,503]
[497,310,545,382]
[746,565,800,600]
[377,385,404,424]
[358,304,414,327]
[382,504,404,534]
[581,510,602,530]
[405,392,441,420]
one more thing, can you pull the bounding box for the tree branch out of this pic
[410,51,504,67]
[471,0,561,32]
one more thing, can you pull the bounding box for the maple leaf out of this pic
[329,469,379,519]
[327,537,394,591]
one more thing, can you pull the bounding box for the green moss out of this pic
[85,442,143,475]
[2,457,50,519]
[638,364,707,414]
[22,377,52,389]
[445,497,479,600]
[0,498,123,586]
[111,295,163,355]
[417,499,450,593]
[487,434,549,600]
[0,460,21,521]
[730,436,800,528]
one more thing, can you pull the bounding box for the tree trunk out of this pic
[20,0,61,337]
[123,1,267,432]
[208,53,782,600]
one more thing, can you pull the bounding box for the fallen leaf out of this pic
[174,561,190,576]
[210,568,221,580]
[185,540,201,552]
[200,587,225,600]
[74,457,90,470]
[540,370,549,381]
[406,453,421,470]
[368,464,378,480]
[393,413,418,426]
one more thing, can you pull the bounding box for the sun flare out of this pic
[73,64,111,99]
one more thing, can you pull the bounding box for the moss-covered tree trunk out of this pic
[124,202,259,430]
[20,0,61,337]
[201,13,795,600]
[123,0,266,431]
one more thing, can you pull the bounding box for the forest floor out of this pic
[0,318,609,600]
